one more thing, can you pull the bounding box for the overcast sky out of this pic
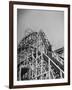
[17,9,64,50]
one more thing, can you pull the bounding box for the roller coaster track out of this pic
[17,30,64,80]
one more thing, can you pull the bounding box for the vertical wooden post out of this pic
[60,70,62,78]
[41,54,43,79]
[35,48,37,80]
[49,58,51,79]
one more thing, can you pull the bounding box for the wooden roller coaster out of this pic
[17,30,64,80]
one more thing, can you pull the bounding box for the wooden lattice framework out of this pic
[17,30,64,80]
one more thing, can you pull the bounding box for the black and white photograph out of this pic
[17,9,64,81]
[9,1,70,88]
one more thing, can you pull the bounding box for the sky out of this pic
[17,9,64,50]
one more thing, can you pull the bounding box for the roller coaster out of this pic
[17,30,64,80]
